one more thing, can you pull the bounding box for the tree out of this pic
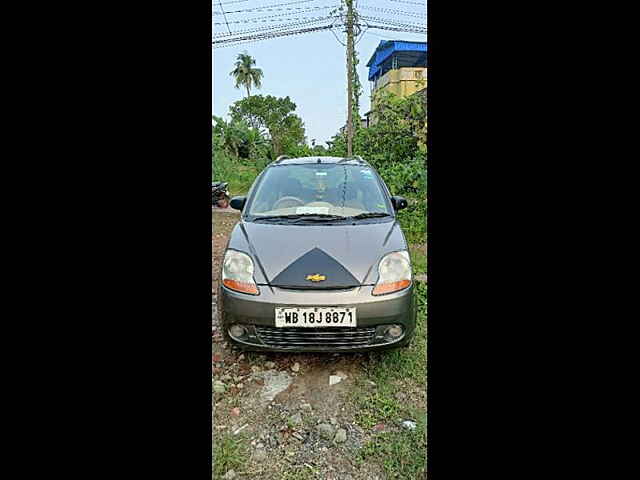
[327,90,426,196]
[213,116,243,158]
[327,90,427,243]
[229,95,306,157]
[229,52,263,98]
[212,115,269,161]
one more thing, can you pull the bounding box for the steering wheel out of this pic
[272,196,305,210]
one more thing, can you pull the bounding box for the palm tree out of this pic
[229,52,263,98]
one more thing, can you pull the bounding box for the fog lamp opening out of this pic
[385,324,403,339]
[229,325,247,339]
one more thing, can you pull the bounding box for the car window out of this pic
[248,164,391,217]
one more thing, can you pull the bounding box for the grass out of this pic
[410,245,426,276]
[280,467,315,480]
[359,416,426,479]
[243,351,264,363]
[213,433,247,478]
[213,152,259,196]
[227,163,258,196]
[352,281,427,478]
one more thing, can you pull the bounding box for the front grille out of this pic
[255,326,376,349]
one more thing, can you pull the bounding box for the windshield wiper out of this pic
[349,212,391,219]
[251,214,303,221]
[252,214,347,223]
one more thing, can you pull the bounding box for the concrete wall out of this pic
[373,67,427,97]
[364,68,427,127]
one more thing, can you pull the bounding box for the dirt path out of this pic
[213,210,426,480]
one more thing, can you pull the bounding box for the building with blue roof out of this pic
[361,40,426,127]
[366,40,427,97]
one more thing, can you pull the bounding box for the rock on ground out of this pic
[289,413,303,426]
[317,423,335,440]
[253,449,267,462]
[334,428,347,443]
[401,420,417,430]
[213,381,226,394]
[257,370,293,403]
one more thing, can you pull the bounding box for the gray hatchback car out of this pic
[218,155,416,352]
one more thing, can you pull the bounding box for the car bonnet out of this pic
[226,220,407,287]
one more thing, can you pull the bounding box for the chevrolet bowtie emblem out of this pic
[306,274,326,282]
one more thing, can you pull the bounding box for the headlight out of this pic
[222,250,259,295]
[372,250,411,295]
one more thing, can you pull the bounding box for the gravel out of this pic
[317,423,335,440]
[253,449,267,462]
[289,413,303,426]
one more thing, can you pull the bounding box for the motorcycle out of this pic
[212,181,230,208]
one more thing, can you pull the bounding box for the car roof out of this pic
[271,156,370,167]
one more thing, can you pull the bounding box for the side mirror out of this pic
[391,196,408,211]
[229,196,247,211]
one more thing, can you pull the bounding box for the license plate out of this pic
[275,307,357,328]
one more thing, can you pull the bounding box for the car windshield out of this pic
[247,163,392,218]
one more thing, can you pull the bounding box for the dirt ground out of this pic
[212,208,425,480]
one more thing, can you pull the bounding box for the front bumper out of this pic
[218,283,416,352]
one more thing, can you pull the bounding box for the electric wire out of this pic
[376,0,425,5]
[213,23,335,48]
[214,16,335,38]
[214,14,332,26]
[214,0,319,14]
[359,15,425,29]
[217,0,251,5]
[359,5,425,18]
[212,20,425,47]
[214,3,337,16]
[217,0,232,34]
[366,23,426,33]
[212,0,426,47]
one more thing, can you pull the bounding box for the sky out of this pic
[212,0,426,147]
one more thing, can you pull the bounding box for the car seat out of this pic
[279,177,304,199]
[329,183,364,210]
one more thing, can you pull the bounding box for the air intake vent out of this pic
[255,326,376,349]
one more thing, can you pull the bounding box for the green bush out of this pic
[327,92,427,245]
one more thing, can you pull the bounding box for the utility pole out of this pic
[345,0,354,157]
